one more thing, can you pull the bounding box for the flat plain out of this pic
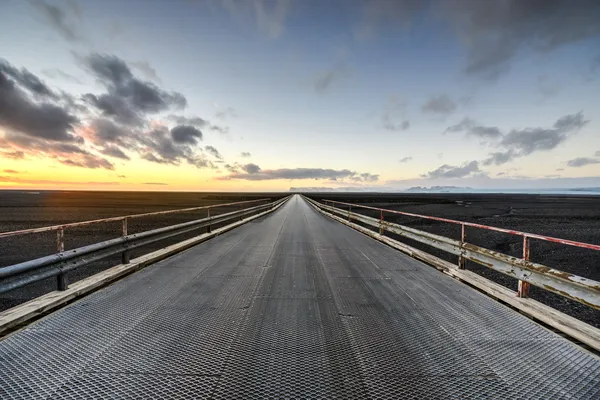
[1,190,598,328]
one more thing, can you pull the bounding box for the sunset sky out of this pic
[1,0,599,191]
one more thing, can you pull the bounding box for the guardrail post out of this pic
[348,205,352,222]
[121,217,130,264]
[518,236,531,298]
[379,210,384,235]
[207,208,212,233]
[56,228,67,290]
[458,223,466,269]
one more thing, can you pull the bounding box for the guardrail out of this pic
[310,198,600,310]
[0,197,287,295]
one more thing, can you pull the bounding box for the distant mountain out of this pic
[404,186,472,193]
[569,187,600,192]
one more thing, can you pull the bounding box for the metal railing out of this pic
[0,197,288,294]
[311,198,600,310]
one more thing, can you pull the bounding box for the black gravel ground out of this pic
[0,190,286,311]
[305,193,600,328]
[1,190,598,328]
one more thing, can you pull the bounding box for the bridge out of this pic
[1,194,599,398]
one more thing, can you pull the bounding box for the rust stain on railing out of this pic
[317,198,600,310]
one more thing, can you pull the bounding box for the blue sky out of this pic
[0,0,599,191]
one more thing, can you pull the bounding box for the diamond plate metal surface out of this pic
[1,195,600,399]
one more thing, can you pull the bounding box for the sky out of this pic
[0,0,599,192]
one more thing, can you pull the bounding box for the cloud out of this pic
[421,94,457,115]
[243,163,261,174]
[42,68,83,84]
[143,182,168,185]
[0,150,25,159]
[499,112,587,156]
[482,150,516,166]
[167,114,208,127]
[0,59,80,142]
[204,145,222,159]
[100,145,130,160]
[422,160,482,179]
[215,107,238,119]
[313,62,346,94]
[219,164,379,182]
[3,169,18,174]
[28,0,84,42]
[382,97,410,131]
[220,0,292,39]
[445,112,588,166]
[399,157,412,163]
[240,152,251,157]
[567,157,600,167]
[536,76,560,98]
[0,176,119,186]
[130,61,161,83]
[82,54,186,124]
[171,125,203,145]
[59,153,114,170]
[445,117,502,140]
[439,0,600,80]
[356,0,425,41]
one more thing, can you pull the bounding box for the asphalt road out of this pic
[1,195,599,399]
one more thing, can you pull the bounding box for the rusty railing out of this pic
[310,198,600,310]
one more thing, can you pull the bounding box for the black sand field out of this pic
[305,193,600,328]
[1,190,598,328]
[0,190,286,311]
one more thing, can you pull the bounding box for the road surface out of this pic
[1,195,599,399]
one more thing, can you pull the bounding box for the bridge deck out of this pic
[1,195,599,399]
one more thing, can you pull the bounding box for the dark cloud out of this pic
[0,61,58,99]
[3,169,18,174]
[243,163,261,174]
[90,118,129,144]
[167,114,208,127]
[171,125,203,145]
[445,112,588,166]
[445,118,502,140]
[482,150,516,166]
[422,161,481,179]
[421,94,457,115]
[567,157,600,167]
[0,61,80,142]
[439,0,600,80]
[100,145,130,160]
[240,152,251,158]
[139,126,212,169]
[204,145,222,159]
[59,153,114,170]
[143,182,168,185]
[83,54,186,124]
[556,168,565,172]
[399,157,412,163]
[29,0,84,42]
[499,112,587,156]
[220,165,379,182]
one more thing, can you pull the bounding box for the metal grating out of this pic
[1,196,600,399]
